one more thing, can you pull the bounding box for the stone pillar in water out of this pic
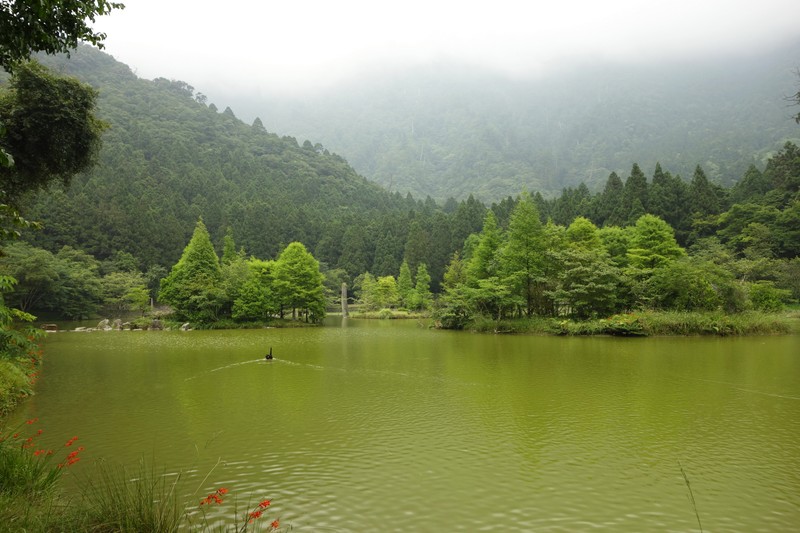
[341,282,349,317]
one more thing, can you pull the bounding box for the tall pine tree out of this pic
[159,219,224,322]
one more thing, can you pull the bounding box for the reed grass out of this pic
[350,308,428,319]
[638,311,792,336]
[0,427,62,499]
[679,461,704,533]
[458,310,793,336]
[0,439,287,532]
[73,458,184,533]
[0,421,77,531]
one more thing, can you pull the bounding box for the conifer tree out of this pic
[467,210,503,283]
[595,172,625,226]
[356,272,378,310]
[689,165,723,216]
[442,252,467,292]
[404,219,430,273]
[338,225,371,277]
[500,192,546,316]
[159,219,224,322]
[555,217,620,318]
[374,276,400,309]
[221,227,237,265]
[627,214,685,270]
[412,263,432,311]
[649,163,689,240]
[273,242,326,322]
[397,260,414,308]
[371,229,402,277]
[565,216,603,251]
[621,163,649,224]
[252,117,266,131]
[763,141,800,204]
[648,163,672,220]
[730,164,771,203]
[232,259,278,321]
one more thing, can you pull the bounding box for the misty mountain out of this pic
[9,45,800,292]
[20,46,407,268]
[217,43,800,202]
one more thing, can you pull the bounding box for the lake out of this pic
[9,318,800,531]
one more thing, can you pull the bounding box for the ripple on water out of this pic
[27,329,800,531]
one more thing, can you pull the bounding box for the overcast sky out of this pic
[94,0,800,95]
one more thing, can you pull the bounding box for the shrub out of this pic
[748,282,790,312]
[600,313,646,336]
[0,361,31,415]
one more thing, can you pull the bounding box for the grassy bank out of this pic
[0,327,41,418]
[198,317,321,330]
[461,310,794,337]
[348,308,429,320]
[0,423,287,532]
[0,360,34,416]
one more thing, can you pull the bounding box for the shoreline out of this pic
[452,310,797,337]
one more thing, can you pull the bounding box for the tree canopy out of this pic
[273,242,326,322]
[0,0,124,72]
[0,61,105,202]
[158,219,223,322]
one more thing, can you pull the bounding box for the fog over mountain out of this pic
[199,43,800,201]
[87,1,800,201]
[96,0,800,97]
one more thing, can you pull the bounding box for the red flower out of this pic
[200,491,224,506]
[64,436,78,446]
[270,519,280,529]
[58,446,84,468]
[248,510,263,523]
[25,418,38,424]
[217,487,229,495]
[259,499,271,509]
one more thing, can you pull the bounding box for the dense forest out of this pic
[225,43,800,201]
[4,141,798,324]
[13,46,403,268]
[0,46,798,324]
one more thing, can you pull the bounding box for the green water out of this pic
[10,319,800,531]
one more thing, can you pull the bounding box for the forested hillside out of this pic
[18,46,405,269]
[3,45,798,324]
[226,43,800,201]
